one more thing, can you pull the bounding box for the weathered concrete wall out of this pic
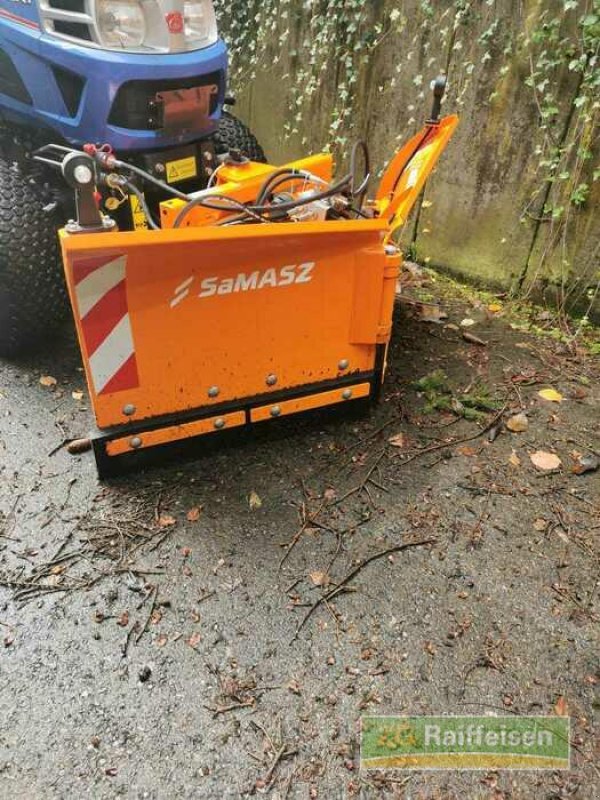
[216,0,599,311]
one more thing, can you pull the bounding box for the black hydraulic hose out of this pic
[256,172,332,203]
[173,193,268,228]
[389,126,435,198]
[246,175,352,215]
[117,144,358,229]
[174,175,353,228]
[350,140,370,209]
[114,159,191,201]
[255,168,313,205]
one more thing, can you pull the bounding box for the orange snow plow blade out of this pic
[58,111,457,476]
[377,114,459,240]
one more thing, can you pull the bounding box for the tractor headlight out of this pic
[97,0,146,49]
[38,0,219,53]
[184,0,218,48]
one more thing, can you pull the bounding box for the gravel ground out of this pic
[0,276,598,799]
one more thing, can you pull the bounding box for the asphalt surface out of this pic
[0,287,598,799]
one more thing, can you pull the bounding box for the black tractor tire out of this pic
[214,111,267,163]
[0,156,68,357]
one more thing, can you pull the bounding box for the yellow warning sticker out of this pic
[129,193,148,231]
[166,156,197,184]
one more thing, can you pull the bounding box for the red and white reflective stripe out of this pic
[72,254,139,396]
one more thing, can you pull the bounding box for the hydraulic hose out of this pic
[173,193,268,228]
[114,160,191,201]
[350,140,370,209]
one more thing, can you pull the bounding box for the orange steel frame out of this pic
[59,115,458,475]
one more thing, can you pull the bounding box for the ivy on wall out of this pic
[214,0,599,311]
[521,2,599,314]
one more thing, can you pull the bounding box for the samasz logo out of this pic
[200,262,315,298]
[170,262,315,308]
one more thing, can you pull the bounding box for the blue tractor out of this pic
[0,0,264,355]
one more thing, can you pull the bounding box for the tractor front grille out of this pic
[108,72,222,131]
[52,66,86,117]
[0,49,32,105]
[39,0,94,46]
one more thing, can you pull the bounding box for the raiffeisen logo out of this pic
[170,262,315,308]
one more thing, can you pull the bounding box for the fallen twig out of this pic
[462,331,488,346]
[263,744,297,786]
[121,621,140,659]
[291,537,436,642]
[135,585,158,644]
[203,700,255,717]
[392,405,508,470]
[334,450,386,506]
[279,497,326,571]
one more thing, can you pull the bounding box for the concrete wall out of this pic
[216,0,599,312]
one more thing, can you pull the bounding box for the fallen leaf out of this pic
[569,387,588,400]
[186,632,202,649]
[150,609,162,625]
[416,303,447,324]
[538,388,563,403]
[460,318,476,328]
[3,634,14,648]
[488,303,503,313]
[71,390,84,401]
[530,451,562,472]
[181,546,192,557]
[116,611,129,628]
[506,413,529,433]
[533,518,548,532]
[156,634,168,647]
[309,571,331,587]
[554,695,569,717]
[509,450,522,467]
[39,375,57,387]
[286,679,302,695]
[456,445,477,457]
[158,514,177,528]
[186,506,203,522]
[323,488,337,502]
[389,432,410,449]
[572,454,599,476]
[248,491,262,510]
